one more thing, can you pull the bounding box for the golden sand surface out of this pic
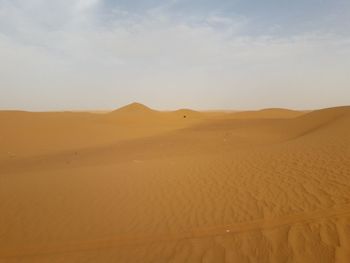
[0,103,349,262]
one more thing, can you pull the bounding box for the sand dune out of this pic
[108,102,157,116]
[227,108,306,119]
[0,105,349,262]
[105,103,206,124]
[0,103,199,161]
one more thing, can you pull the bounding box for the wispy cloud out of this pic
[0,0,349,110]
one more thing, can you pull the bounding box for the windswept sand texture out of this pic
[0,103,349,262]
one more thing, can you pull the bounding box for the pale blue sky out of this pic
[0,0,349,110]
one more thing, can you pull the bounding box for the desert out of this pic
[1,1,350,262]
[0,103,349,262]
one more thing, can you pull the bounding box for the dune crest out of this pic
[228,108,306,119]
[0,105,349,262]
[110,102,156,114]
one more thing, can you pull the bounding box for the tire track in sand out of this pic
[1,203,350,259]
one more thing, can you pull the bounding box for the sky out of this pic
[0,0,349,111]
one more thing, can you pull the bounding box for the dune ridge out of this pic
[109,102,156,115]
[0,104,349,262]
[227,108,306,119]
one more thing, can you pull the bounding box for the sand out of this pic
[0,103,349,262]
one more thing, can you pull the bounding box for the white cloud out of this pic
[75,0,100,11]
[0,1,349,110]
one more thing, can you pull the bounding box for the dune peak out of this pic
[111,102,155,114]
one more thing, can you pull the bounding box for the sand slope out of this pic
[227,108,306,119]
[0,103,203,161]
[0,105,349,262]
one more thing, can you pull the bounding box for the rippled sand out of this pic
[0,103,349,262]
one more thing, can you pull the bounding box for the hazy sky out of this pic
[0,0,349,110]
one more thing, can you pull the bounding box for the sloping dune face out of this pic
[228,108,306,119]
[0,105,349,262]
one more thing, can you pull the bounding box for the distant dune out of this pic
[109,102,156,115]
[228,108,306,119]
[0,104,349,262]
